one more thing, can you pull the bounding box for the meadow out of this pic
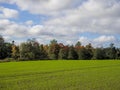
[0,60,120,90]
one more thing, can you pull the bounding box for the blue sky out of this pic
[0,0,120,47]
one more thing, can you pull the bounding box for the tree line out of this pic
[0,35,120,61]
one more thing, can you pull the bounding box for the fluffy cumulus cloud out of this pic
[0,0,84,15]
[0,0,120,46]
[0,7,19,18]
[93,35,117,47]
[0,19,28,37]
[93,35,116,43]
[43,0,120,34]
[78,36,90,45]
[78,35,117,47]
[25,20,33,25]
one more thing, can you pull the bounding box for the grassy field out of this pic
[0,60,120,90]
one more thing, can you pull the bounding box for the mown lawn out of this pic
[0,60,120,90]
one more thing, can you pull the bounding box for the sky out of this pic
[0,0,120,47]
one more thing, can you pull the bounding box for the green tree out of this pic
[39,44,48,59]
[105,43,117,59]
[19,38,41,60]
[68,46,78,60]
[85,43,93,59]
[50,39,57,44]
[0,35,4,44]
[75,41,81,47]
[0,36,12,59]
[48,39,60,60]
[116,48,120,59]
[78,47,88,60]
[92,48,106,60]
[58,47,69,60]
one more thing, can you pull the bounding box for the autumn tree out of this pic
[58,45,69,60]
[12,44,19,59]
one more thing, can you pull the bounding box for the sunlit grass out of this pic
[0,60,120,90]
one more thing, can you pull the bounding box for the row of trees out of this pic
[0,35,120,60]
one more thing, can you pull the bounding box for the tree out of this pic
[58,46,69,60]
[0,35,4,44]
[19,42,31,60]
[68,46,78,60]
[48,39,60,59]
[78,47,88,60]
[75,41,81,47]
[12,44,19,59]
[92,48,106,60]
[39,44,48,59]
[0,35,5,59]
[19,38,41,60]
[0,35,120,61]
[5,43,12,58]
[85,43,93,59]
[50,39,57,44]
[116,48,120,59]
[105,43,117,59]
[0,36,12,59]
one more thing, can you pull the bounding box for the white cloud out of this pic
[78,35,117,47]
[25,20,33,25]
[7,0,84,15]
[30,0,118,42]
[0,7,19,18]
[0,19,119,46]
[3,35,11,41]
[93,35,116,43]
[78,36,90,45]
[1,0,120,35]
[0,0,120,46]
[0,19,28,37]
[66,40,73,45]
[29,25,43,35]
[0,0,10,3]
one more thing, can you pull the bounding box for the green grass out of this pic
[0,60,120,90]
